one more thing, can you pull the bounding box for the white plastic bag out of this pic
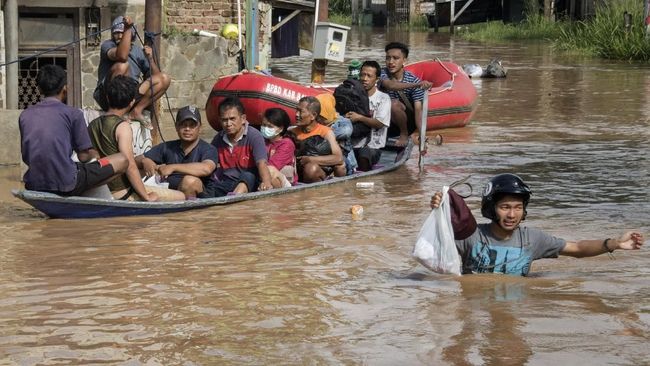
[412,186,462,275]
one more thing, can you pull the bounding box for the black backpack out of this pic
[333,79,370,118]
[333,79,372,138]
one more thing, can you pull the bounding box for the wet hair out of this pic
[218,96,245,115]
[385,42,409,58]
[105,75,139,109]
[36,64,67,97]
[361,60,381,78]
[263,108,291,136]
[298,96,320,117]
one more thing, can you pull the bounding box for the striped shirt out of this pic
[379,68,425,104]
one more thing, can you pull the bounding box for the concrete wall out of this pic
[0,110,21,166]
[162,33,236,108]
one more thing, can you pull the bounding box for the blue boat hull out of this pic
[13,143,413,219]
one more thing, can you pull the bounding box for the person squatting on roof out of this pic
[88,75,184,202]
[290,96,346,183]
[19,65,128,196]
[136,106,218,199]
[379,42,432,147]
[199,97,273,198]
[93,15,171,124]
[429,173,644,276]
[346,60,392,172]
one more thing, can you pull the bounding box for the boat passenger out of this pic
[429,174,645,276]
[290,96,345,183]
[199,97,273,197]
[346,61,392,171]
[135,105,218,199]
[261,108,296,188]
[315,93,357,175]
[93,15,171,124]
[88,75,185,201]
[19,65,128,196]
[379,42,432,147]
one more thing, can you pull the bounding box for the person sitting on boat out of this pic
[315,93,357,175]
[199,97,273,197]
[261,108,296,188]
[429,173,645,276]
[346,61,392,172]
[19,65,128,196]
[93,15,171,124]
[88,75,185,201]
[290,96,345,183]
[136,105,218,199]
[379,42,432,147]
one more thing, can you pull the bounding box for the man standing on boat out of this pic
[346,61,392,171]
[137,106,218,199]
[200,97,273,197]
[428,174,645,276]
[93,15,171,124]
[379,42,432,146]
[19,65,128,196]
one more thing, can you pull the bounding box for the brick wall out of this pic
[165,0,237,33]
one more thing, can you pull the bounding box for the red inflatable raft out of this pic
[206,59,478,131]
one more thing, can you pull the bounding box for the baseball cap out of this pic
[175,105,201,125]
[112,16,125,33]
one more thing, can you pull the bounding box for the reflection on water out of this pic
[1,28,649,364]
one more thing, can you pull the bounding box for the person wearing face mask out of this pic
[261,108,296,188]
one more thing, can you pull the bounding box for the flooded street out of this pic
[1,27,649,364]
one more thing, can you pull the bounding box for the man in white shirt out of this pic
[346,61,392,171]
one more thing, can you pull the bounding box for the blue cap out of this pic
[112,16,125,33]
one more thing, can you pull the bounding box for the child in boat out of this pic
[379,42,432,146]
[19,65,128,196]
[88,75,185,201]
[260,108,296,188]
[199,97,273,197]
[136,105,218,199]
[315,93,357,175]
[346,61,392,171]
[290,96,345,183]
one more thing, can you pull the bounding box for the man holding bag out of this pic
[428,173,644,276]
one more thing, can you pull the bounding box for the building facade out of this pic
[1,0,314,111]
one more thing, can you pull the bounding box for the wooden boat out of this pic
[11,142,413,219]
[205,59,478,131]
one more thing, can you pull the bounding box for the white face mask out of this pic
[261,125,280,139]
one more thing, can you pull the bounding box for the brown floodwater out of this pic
[1,28,649,365]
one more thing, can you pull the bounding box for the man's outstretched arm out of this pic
[561,231,644,258]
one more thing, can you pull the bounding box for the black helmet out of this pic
[481,173,532,221]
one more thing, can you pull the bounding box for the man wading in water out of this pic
[429,174,644,276]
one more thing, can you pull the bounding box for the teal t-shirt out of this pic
[456,224,566,276]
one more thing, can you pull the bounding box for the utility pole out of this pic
[145,0,162,142]
[246,0,259,69]
[4,0,19,109]
[311,0,329,84]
